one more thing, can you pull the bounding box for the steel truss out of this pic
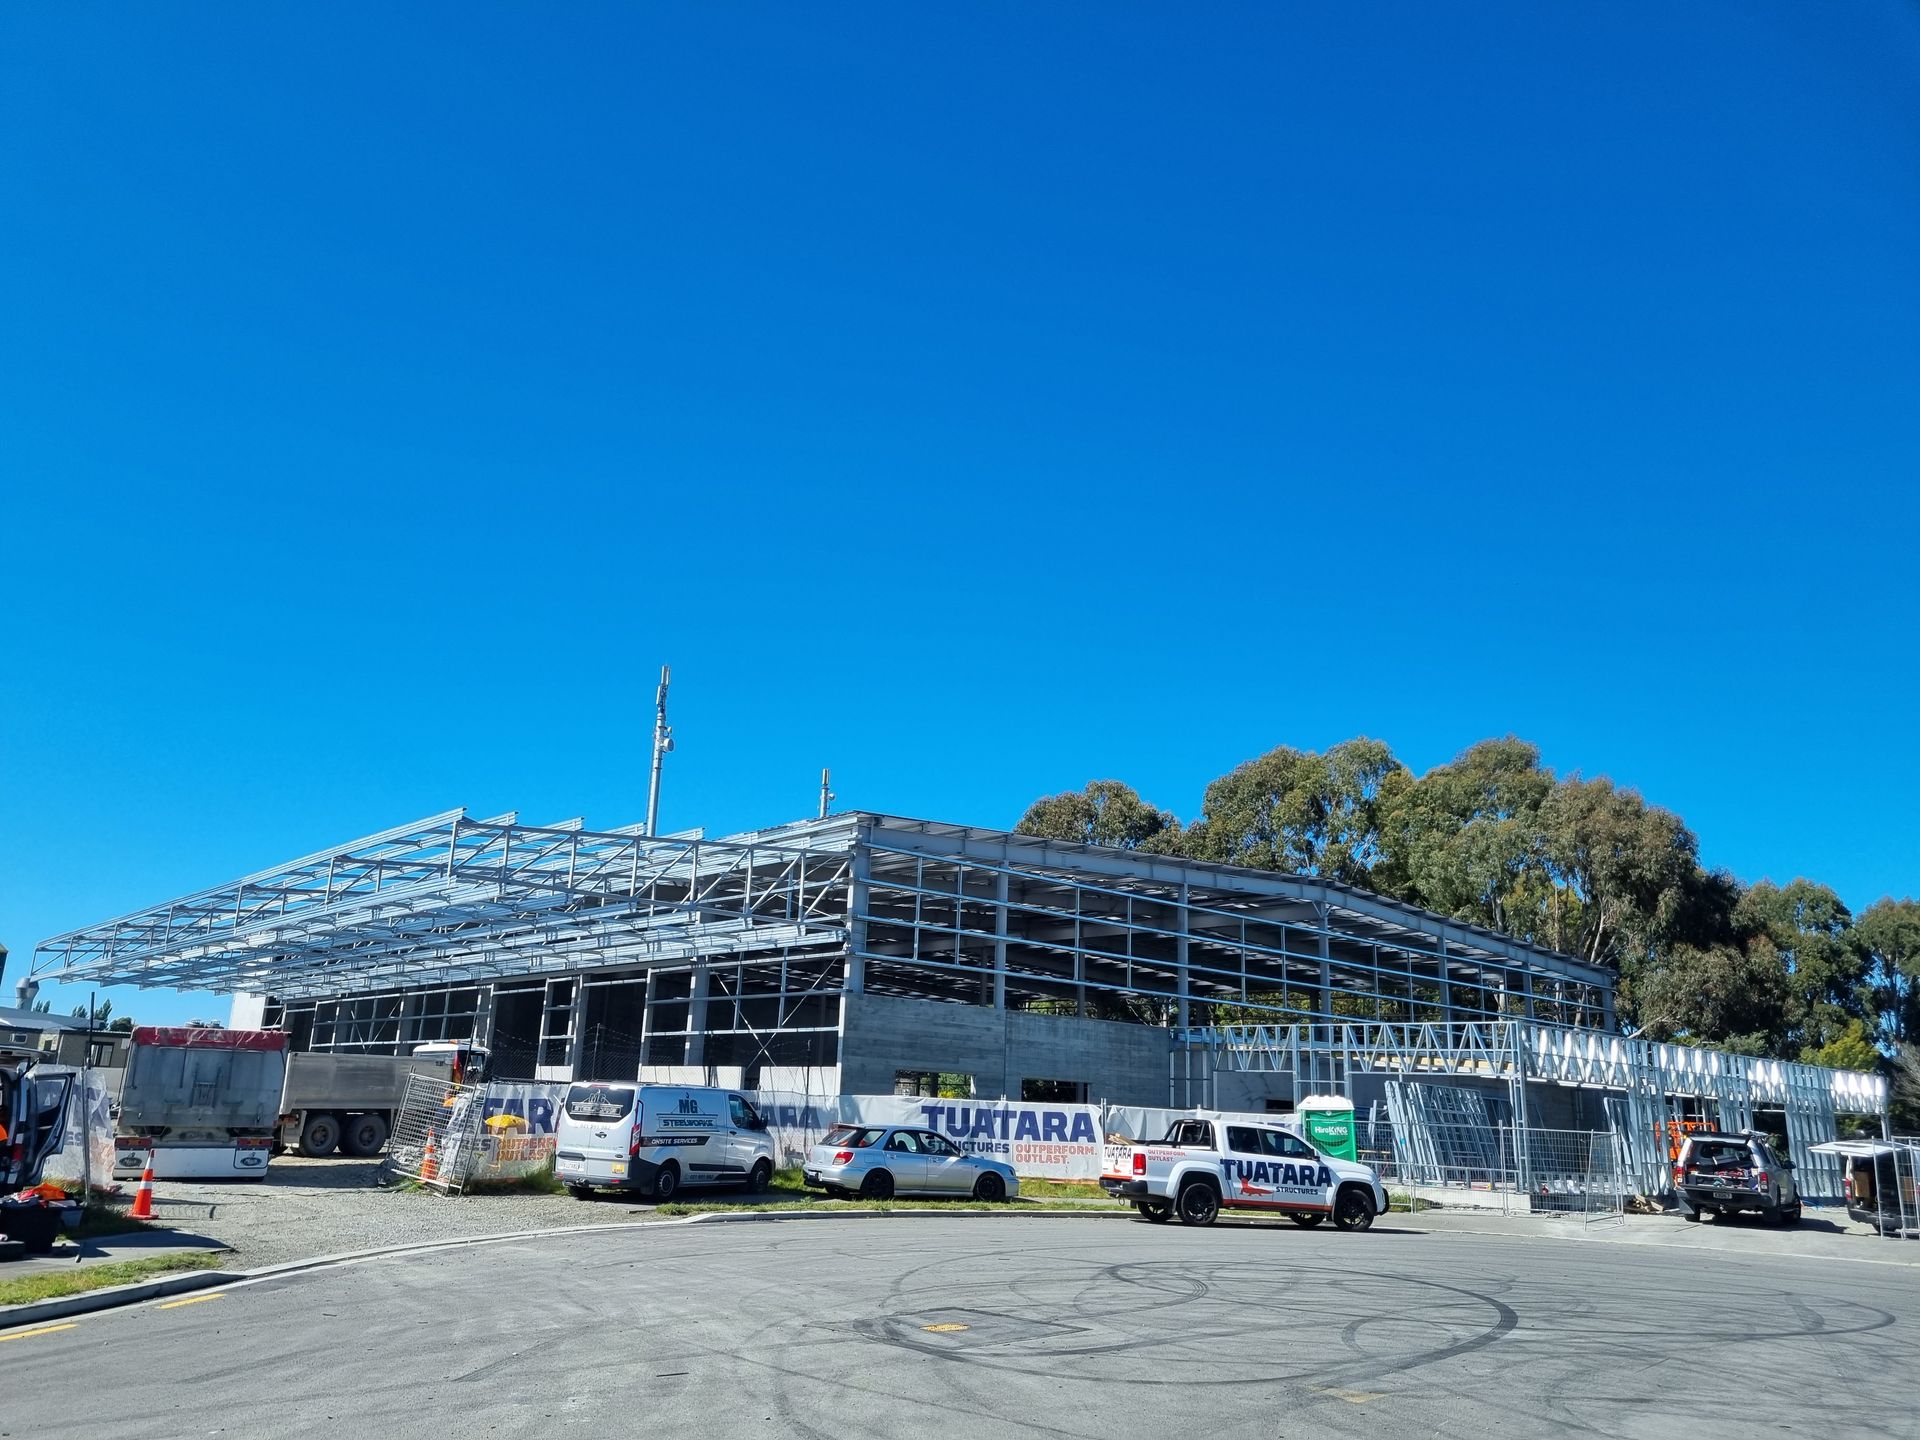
[1179,1020,1888,1198]
[33,810,855,999]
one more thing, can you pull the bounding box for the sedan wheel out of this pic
[972,1172,1007,1202]
[860,1169,895,1200]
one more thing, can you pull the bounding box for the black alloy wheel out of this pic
[1177,1182,1220,1226]
[1333,1186,1376,1232]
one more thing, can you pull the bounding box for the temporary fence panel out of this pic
[389,1075,486,1193]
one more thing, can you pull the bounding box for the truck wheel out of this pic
[651,1161,680,1202]
[747,1159,773,1194]
[1333,1185,1376,1232]
[341,1114,389,1158]
[860,1169,895,1200]
[1290,1213,1325,1228]
[1136,1200,1173,1223]
[299,1113,341,1158]
[1176,1180,1220,1226]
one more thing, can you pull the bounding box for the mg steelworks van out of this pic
[555,1084,775,1201]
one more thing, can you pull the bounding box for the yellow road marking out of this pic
[0,1324,79,1343]
[921,1322,970,1333]
[1311,1387,1385,1405]
[157,1293,224,1310]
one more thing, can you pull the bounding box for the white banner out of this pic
[480,1083,1135,1183]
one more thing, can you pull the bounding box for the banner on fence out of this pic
[476,1082,1148,1182]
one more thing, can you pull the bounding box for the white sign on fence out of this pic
[477,1083,1143,1183]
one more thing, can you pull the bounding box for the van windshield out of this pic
[564,1084,636,1122]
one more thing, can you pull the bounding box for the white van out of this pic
[554,1084,775,1201]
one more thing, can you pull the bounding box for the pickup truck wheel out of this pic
[341,1114,389,1158]
[1333,1185,1376,1232]
[1176,1181,1220,1226]
[1136,1201,1173,1223]
[1290,1213,1325,1228]
[972,1172,1006,1202]
[747,1159,773,1194]
[298,1113,341,1158]
[860,1169,895,1201]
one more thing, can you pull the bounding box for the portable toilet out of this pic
[1297,1094,1357,1162]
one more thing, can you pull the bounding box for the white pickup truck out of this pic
[1101,1113,1389,1230]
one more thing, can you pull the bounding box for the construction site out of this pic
[29,799,1889,1204]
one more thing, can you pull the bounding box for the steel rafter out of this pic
[34,810,857,995]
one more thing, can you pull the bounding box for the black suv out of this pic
[1673,1132,1802,1225]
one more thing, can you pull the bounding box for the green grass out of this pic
[0,1252,223,1308]
[463,1168,569,1197]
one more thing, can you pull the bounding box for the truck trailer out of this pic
[276,1042,484,1158]
[113,1027,289,1182]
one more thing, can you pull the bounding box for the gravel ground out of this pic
[128,1156,675,1269]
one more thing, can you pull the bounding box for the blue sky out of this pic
[3,5,1916,1025]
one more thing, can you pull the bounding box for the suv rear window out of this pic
[822,1124,886,1148]
[564,1084,636,1122]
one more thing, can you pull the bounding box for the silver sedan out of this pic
[803,1123,1020,1201]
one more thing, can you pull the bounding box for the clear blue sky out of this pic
[3,5,1916,1026]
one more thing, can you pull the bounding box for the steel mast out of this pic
[645,664,672,836]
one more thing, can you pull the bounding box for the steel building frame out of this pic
[1178,1020,1889,1197]
[34,811,1620,1052]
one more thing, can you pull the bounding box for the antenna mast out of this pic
[818,767,834,819]
[645,664,673,836]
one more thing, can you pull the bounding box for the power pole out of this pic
[818,767,834,819]
[645,665,673,837]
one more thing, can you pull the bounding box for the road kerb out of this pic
[0,1268,243,1332]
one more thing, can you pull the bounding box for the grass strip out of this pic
[0,1252,224,1308]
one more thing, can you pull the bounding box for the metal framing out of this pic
[34,812,1618,1034]
[1178,1020,1889,1198]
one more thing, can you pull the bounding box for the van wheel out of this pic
[1177,1180,1220,1226]
[1137,1201,1173,1223]
[972,1173,1006,1202]
[567,1185,594,1201]
[651,1162,680,1202]
[1333,1186,1376,1232]
[1291,1213,1325,1227]
[747,1160,773,1194]
[860,1169,895,1200]
[341,1114,389,1158]
[298,1114,341,1158]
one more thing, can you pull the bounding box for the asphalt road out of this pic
[3,1215,1914,1439]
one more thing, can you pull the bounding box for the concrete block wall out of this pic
[840,993,1173,1105]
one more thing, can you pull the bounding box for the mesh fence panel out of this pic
[389,1075,486,1193]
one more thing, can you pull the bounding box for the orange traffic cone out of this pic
[420,1133,439,1183]
[129,1160,157,1220]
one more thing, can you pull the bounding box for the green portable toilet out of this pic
[1297,1094,1357,1162]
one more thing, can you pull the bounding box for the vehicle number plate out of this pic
[610,1162,626,1176]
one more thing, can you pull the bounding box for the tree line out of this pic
[1015,737,1918,1075]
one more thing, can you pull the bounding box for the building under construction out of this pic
[30,807,1886,1194]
